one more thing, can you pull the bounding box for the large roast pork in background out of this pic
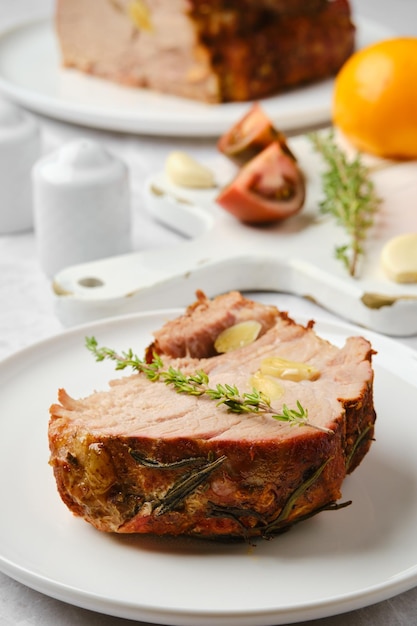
[55,0,355,102]
[49,291,376,540]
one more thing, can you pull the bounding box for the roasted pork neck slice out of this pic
[49,291,376,539]
[55,0,355,103]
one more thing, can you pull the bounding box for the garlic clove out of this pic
[128,0,153,32]
[250,371,284,401]
[381,233,417,283]
[214,320,262,353]
[165,151,215,188]
[260,357,320,382]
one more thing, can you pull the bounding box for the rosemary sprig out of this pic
[345,423,374,472]
[309,131,381,277]
[153,455,227,516]
[85,337,333,434]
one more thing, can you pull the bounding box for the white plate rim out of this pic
[0,15,393,136]
[1,306,417,625]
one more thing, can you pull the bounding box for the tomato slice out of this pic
[217,102,295,166]
[216,142,305,224]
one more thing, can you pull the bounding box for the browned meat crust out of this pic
[49,291,376,540]
[189,0,329,17]
[212,0,356,102]
[55,0,355,103]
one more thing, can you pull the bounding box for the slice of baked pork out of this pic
[49,291,376,539]
[55,0,355,103]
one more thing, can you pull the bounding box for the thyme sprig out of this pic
[85,337,333,434]
[309,131,381,277]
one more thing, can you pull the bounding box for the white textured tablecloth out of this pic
[1,1,417,625]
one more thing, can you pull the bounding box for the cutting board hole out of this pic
[78,277,104,288]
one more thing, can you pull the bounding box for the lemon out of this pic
[332,38,417,159]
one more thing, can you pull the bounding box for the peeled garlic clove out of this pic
[165,151,215,188]
[260,357,320,381]
[128,0,153,31]
[381,233,417,283]
[250,371,284,401]
[214,320,262,353]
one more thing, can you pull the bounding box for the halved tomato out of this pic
[217,102,295,166]
[216,142,305,224]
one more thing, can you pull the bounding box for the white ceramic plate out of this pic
[0,17,391,136]
[1,303,417,625]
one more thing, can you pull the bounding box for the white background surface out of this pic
[1,1,417,625]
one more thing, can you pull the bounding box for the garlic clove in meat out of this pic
[214,320,262,353]
[250,371,284,401]
[260,357,320,382]
[128,0,153,32]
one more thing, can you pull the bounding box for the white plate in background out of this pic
[0,17,391,136]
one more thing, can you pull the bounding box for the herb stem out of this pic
[309,131,381,277]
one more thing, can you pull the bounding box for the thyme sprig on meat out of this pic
[309,131,381,278]
[85,337,333,434]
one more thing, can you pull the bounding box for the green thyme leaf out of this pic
[309,130,381,277]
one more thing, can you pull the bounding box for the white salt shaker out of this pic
[32,138,132,276]
[0,99,41,234]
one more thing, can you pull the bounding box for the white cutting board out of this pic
[53,135,417,335]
